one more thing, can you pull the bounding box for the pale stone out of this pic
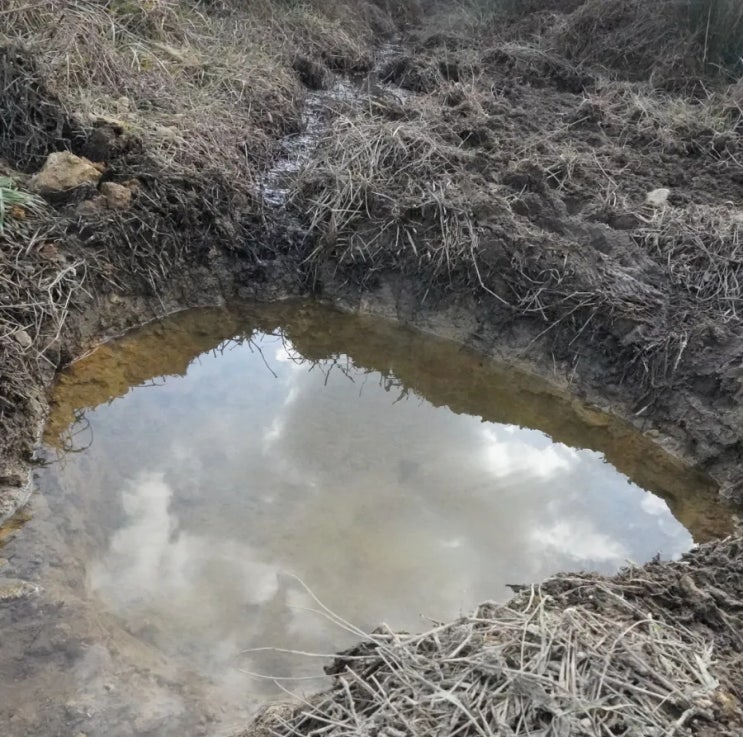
[13,329,32,349]
[100,181,132,210]
[645,187,670,208]
[30,151,101,195]
[0,578,40,602]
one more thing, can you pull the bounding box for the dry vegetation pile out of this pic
[249,537,743,737]
[480,0,743,90]
[296,111,487,290]
[290,75,743,383]
[551,0,743,89]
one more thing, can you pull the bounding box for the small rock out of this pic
[154,125,182,141]
[13,329,32,349]
[76,196,108,216]
[100,181,132,210]
[39,242,61,261]
[30,151,101,198]
[0,578,40,603]
[645,187,670,208]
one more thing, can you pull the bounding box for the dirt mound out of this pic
[0,46,82,172]
[244,537,743,737]
[551,0,743,89]
[288,19,743,499]
[478,0,743,89]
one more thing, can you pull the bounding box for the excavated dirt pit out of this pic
[0,300,740,737]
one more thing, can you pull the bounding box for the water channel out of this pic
[0,301,736,737]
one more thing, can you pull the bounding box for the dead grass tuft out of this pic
[0,176,87,455]
[1,0,306,181]
[290,106,496,292]
[639,204,743,324]
[567,81,743,164]
[551,0,743,88]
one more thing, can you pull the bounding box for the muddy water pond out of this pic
[0,302,737,736]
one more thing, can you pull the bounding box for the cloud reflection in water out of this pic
[81,332,692,689]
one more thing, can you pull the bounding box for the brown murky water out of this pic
[0,302,736,737]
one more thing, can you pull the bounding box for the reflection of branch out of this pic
[49,409,94,463]
[246,336,278,379]
[279,338,361,387]
[392,386,410,405]
[320,356,356,387]
[216,331,281,378]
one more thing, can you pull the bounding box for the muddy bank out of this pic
[284,19,743,501]
[8,300,731,736]
[0,0,409,523]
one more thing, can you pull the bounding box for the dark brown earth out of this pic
[1,0,743,733]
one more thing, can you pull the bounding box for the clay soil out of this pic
[1,0,743,734]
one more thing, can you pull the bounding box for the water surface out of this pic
[0,302,734,737]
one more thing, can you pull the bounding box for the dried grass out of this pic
[574,82,741,158]
[551,0,743,87]
[0,183,90,453]
[639,204,743,324]
[0,0,305,179]
[291,106,490,291]
[0,176,44,230]
[246,574,724,737]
